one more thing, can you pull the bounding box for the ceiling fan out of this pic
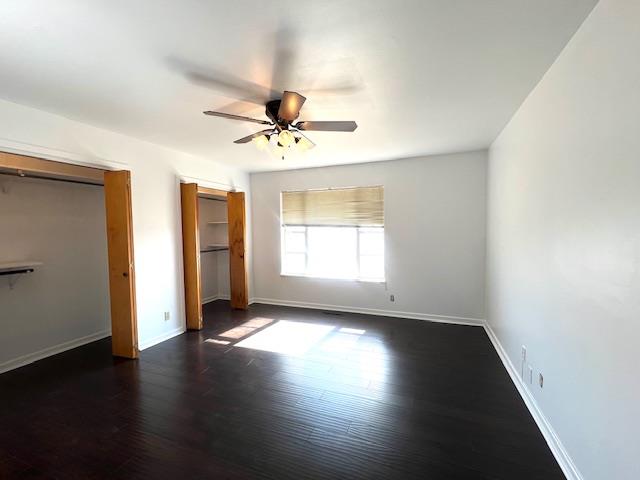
[203,90,358,158]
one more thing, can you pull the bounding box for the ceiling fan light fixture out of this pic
[252,134,269,150]
[277,129,295,148]
[295,136,314,152]
[203,89,356,155]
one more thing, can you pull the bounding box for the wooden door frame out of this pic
[0,151,104,184]
[197,185,228,199]
[227,191,248,310]
[104,170,139,358]
[0,151,139,358]
[180,183,203,330]
[180,182,248,329]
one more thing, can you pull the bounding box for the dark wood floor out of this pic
[0,301,564,479]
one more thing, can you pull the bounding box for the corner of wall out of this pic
[483,322,583,480]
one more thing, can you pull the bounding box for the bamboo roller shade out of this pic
[282,186,384,227]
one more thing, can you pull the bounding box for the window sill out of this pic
[280,272,386,284]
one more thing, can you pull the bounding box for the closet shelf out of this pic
[0,261,43,277]
[200,245,229,253]
[207,221,228,225]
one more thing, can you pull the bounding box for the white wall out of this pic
[0,97,252,357]
[486,1,640,479]
[0,174,110,370]
[198,196,230,301]
[251,151,487,322]
[217,250,231,298]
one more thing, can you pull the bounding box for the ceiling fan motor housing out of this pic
[266,99,287,126]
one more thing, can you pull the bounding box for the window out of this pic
[281,186,384,282]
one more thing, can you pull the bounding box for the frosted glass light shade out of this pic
[278,129,295,147]
[296,136,314,152]
[252,135,269,150]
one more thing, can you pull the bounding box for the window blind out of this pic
[281,186,384,227]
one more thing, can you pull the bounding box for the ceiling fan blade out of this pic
[203,111,272,125]
[233,129,274,144]
[295,121,358,132]
[278,91,306,122]
[168,57,279,104]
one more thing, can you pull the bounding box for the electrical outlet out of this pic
[164,311,170,321]
[539,373,544,388]
[528,365,533,384]
[390,294,395,302]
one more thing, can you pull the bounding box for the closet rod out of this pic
[0,170,104,187]
[0,268,35,277]
[197,195,227,202]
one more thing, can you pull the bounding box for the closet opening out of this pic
[0,151,139,363]
[180,183,248,331]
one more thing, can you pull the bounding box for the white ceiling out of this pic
[0,0,597,172]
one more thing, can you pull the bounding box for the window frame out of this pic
[280,224,385,283]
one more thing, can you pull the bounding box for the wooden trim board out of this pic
[104,170,139,358]
[227,191,248,309]
[181,183,203,329]
[0,151,104,184]
[197,185,228,200]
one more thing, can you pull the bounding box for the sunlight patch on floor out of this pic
[318,332,362,354]
[234,320,335,356]
[339,327,366,335]
[218,317,275,340]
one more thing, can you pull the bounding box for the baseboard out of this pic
[202,295,220,304]
[483,322,582,480]
[138,326,186,351]
[249,297,484,327]
[0,329,111,374]
[202,294,231,305]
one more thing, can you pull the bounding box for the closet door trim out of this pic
[0,151,104,184]
[181,183,203,330]
[1,151,140,359]
[104,170,139,358]
[227,191,248,310]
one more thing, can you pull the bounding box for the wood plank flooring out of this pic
[0,301,565,479]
